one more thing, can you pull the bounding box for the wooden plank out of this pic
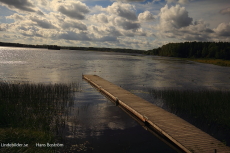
[83,75,230,153]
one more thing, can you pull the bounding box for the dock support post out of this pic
[115,97,119,106]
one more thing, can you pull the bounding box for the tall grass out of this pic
[0,82,80,152]
[149,89,230,129]
[190,59,230,67]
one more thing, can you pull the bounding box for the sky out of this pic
[0,0,229,50]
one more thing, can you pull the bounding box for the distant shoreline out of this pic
[1,41,230,67]
[0,42,144,54]
[146,41,230,67]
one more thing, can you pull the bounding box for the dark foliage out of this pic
[0,42,144,54]
[146,42,230,60]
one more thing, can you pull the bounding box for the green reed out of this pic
[149,89,230,129]
[0,82,80,152]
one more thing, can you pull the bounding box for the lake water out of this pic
[1,46,230,152]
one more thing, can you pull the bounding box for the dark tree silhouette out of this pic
[146,42,230,60]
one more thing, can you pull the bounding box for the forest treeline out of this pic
[0,42,144,54]
[146,42,230,60]
[1,41,230,60]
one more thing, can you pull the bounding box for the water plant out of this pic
[0,82,80,152]
[190,59,230,67]
[149,88,230,146]
[149,89,230,129]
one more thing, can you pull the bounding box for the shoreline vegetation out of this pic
[0,41,229,67]
[149,88,230,145]
[0,43,230,148]
[146,41,230,67]
[0,82,80,152]
[188,58,230,67]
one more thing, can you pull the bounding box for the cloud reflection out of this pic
[64,83,137,139]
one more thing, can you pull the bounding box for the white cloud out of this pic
[118,36,151,50]
[165,0,176,3]
[56,1,90,20]
[3,34,10,38]
[48,12,65,23]
[119,28,146,37]
[178,21,213,41]
[178,0,189,4]
[30,16,56,29]
[157,5,216,42]
[6,13,24,21]
[91,14,108,23]
[160,4,192,30]
[95,35,118,42]
[57,31,91,41]
[0,0,36,12]
[115,17,140,30]
[18,26,43,37]
[138,11,155,22]
[0,23,8,31]
[220,7,230,15]
[91,5,107,14]
[115,0,145,2]
[1,0,229,50]
[107,2,137,21]
[214,22,230,36]
[89,25,122,37]
[165,0,190,4]
[39,0,48,6]
[36,10,44,16]
[105,26,123,36]
[61,20,87,31]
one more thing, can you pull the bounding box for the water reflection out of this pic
[60,82,177,152]
[68,82,137,136]
[1,48,230,90]
[1,47,230,152]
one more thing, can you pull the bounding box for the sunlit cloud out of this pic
[220,7,230,15]
[0,0,229,50]
[0,0,36,12]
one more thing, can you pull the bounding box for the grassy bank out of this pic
[189,58,230,67]
[0,82,79,152]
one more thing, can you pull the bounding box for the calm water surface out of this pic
[1,47,230,152]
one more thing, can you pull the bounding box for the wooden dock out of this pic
[83,75,230,153]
